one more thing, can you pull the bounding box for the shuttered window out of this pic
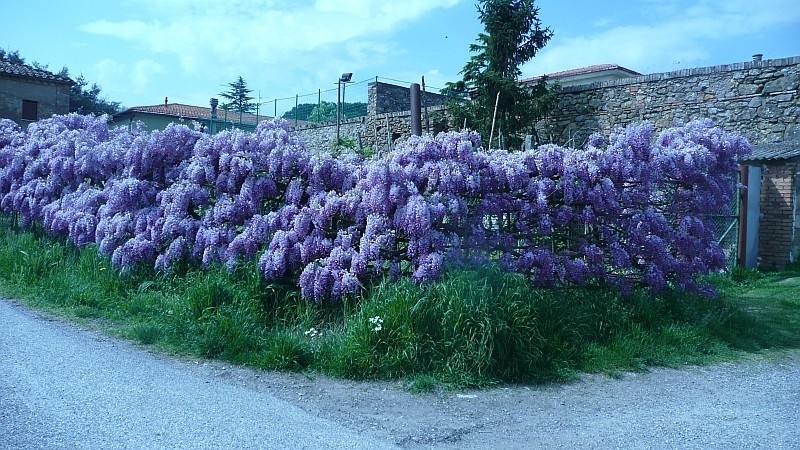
[22,100,38,120]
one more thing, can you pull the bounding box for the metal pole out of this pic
[410,83,422,136]
[274,99,277,118]
[337,80,341,144]
[317,89,321,123]
[422,76,429,134]
[295,94,298,127]
[342,82,347,120]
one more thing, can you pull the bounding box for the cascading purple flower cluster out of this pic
[0,114,749,301]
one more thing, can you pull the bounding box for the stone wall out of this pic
[291,105,450,155]
[368,81,449,116]
[541,56,800,269]
[0,77,71,126]
[541,56,800,148]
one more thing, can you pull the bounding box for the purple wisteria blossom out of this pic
[0,114,749,300]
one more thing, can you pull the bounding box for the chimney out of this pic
[210,98,218,119]
[752,54,763,62]
[164,96,168,106]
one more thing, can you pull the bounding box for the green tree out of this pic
[0,48,25,64]
[220,76,255,115]
[445,0,558,149]
[281,103,317,122]
[282,101,368,123]
[340,101,367,119]
[58,68,122,115]
[307,101,337,122]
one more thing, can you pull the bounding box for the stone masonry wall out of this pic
[542,56,800,148]
[754,158,800,269]
[543,56,800,269]
[368,81,449,116]
[291,105,449,156]
[293,58,800,268]
[0,77,71,126]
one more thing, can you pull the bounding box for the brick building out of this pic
[0,61,72,126]
[741,143,800,269]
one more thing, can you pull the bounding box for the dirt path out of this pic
[2,297,798,449]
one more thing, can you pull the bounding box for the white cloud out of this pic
[81,0,459,75]
[523,0,800,77]
[92,58,126,91]
[131,59,166,93]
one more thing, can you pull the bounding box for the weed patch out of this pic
[1,226,798,389]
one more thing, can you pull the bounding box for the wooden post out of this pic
[738,165,749,267]
[488,91,500,149]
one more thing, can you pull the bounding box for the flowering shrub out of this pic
[0,114,749,301]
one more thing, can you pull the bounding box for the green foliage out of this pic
[1,223,799,389]
[308,101,337,122]
[340,101,367,119]
[60,69,123,115]
[220,76,256,114]
[282,103,317,122]
[0,48,25,64]
[445,0,558,148]
[283,101,368,123]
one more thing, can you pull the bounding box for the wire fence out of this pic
[254,76,461,127]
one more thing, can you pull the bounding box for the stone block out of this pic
[763,73,799,94]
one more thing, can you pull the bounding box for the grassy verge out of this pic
[1,226,798,389]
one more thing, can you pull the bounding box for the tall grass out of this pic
[1,224,798,389]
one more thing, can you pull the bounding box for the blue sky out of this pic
[3,0,799,115]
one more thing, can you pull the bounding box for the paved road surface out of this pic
[2,296,800,449]
[0,298,394,449]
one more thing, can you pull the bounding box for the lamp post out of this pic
[337,72,352,144]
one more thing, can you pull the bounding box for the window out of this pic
[22,100,38,121]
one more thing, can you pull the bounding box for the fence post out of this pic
[737,165,749,267]
[385,116,391,153]
[410,83,422,136]
[422,76,430,134]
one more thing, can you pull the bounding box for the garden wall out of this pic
[291,105,449,155]
[540,56,800,147]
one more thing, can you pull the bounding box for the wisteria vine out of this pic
[0,114,750,301]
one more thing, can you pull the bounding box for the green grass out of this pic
[1,225,798,389]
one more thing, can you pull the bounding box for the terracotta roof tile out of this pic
[742,141,800,161]
[0,61,73,84]
[520,64,641,84]
[118,103,271,126]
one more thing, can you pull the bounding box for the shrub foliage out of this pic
[0,115,749,301]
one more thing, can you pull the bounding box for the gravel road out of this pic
[2,296,799,449]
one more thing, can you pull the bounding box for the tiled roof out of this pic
[117,103,271,126]
[0,60,73,84]
[741,141,800,161]
[520,64,641,84]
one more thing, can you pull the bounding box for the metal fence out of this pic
[254,76,458,127]
[256,77,371,127]
[711,184,741,268]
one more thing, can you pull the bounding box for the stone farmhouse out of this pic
[0,60,72,126]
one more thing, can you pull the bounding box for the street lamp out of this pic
[337,72,353,144]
